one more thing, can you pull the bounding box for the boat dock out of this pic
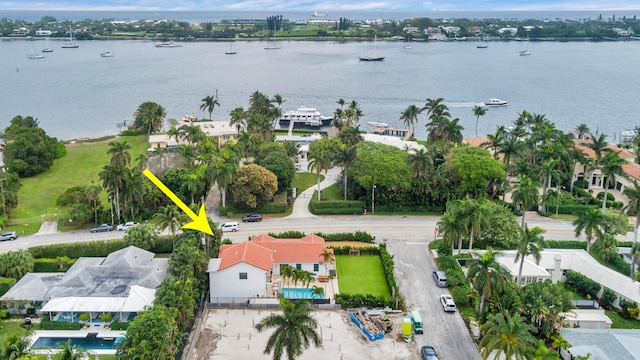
[371,125,413,140]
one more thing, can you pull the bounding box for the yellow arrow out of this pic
[143,169,213,236]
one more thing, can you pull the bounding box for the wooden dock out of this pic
[371,126,413,140]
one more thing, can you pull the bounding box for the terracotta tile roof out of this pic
[622,162,640,181]
[218,242,274,271]
[251,234,330,263]
[573,140,635,159]
[463,137,489,148]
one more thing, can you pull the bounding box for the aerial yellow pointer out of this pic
[143,169,213,236]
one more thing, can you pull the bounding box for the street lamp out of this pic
[108,195,114,226]
[372,184,376,215]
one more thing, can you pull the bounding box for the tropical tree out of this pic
[153,204,188,239]
[55,339,87,360]
[515,225,546,286]
[254,298,322,360]
[573,208,605,252]
[333,144,357,200]
[230,164,278,208]
[123,223,160,250]
[99,164,129,224]
[461,198,490,251]
[84,182,102,224]
[598,150,625,213]
[406,148,431,177]
[134,101,166,137]
[479,310,538,360]
[208,151,238,208]
[229,107,247,132]
[400,104,420,134]
[472,104,488,138]
[466,249,511,314]
[200,95,220,120]
[511,176,540,228]
[337,126,363,148]
[108,141,132,167]
[574,123,590,140]
[307,149,332,201]
[1,332,31,360]
[438,209,466,253]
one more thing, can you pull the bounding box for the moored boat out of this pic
[155,41,182,48]
[485,98,509,106]
[279,107,332,128]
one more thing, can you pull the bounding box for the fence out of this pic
[207,297,341,310]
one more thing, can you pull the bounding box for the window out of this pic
[223,135,230,140]
[239,272,248,280]
[296,264,302,270]
[313,264,319,272]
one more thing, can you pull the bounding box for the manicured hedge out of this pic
[39,319,84,330]
[329,246,379,256]
[33,258,76,272]
[335,293,389,308]
[565,270,601,299]
[374,204,443,213]
[266,230,375,243]
[309,200,365,215]
[29,237,173,259]
[544,240,587,249]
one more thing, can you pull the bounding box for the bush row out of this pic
[334,293,390,308]
[379,243,404,309]
[329,246,379,256]
[266,230,375,243]
[29,236,173,259]
[309,200,365,215]
[544,240,587,249]
[39,319,84,330]
[33,257,76,272]
[565,270,601,299]
[436,255,473,307]
[373,204,444,213]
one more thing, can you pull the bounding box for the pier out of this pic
[371,126,413,140]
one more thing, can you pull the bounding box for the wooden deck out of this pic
[371,126,413,139]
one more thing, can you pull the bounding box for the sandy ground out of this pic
[190,309,422,360]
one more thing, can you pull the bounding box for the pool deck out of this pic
[268,275,339,301]
[30,329,126,355]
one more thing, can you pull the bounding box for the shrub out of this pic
[437,241,452,257]
[573,180,589,190]
[450,285,473,306]
[328,246,379,256]
[39,319,84,330]
[565,270,601,299]
[620,299,639,319]
[55,142,67,159]
[596,192,615,201]
[101,313,112,322]
[545,240,587,249]
[268,230,306,239]
[79,313,89,322]
[33,257,75,272]
[120,129,142,136]
[109,321,129,330]
[600,287,616,309]
[334,293,389,308]
[309,199,365,215]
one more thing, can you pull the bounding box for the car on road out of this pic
[440,294,456,312]
[90,224,113,233]
[432,270,448,288]
[242,213,262,222]
[117,222,140,231]
[0,231,18,241]
[218,222,240,232]
[421,345,439,360]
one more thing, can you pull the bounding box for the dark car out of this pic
[90,224,113,233]
[0,231,18,241]
[242,213,262,222]
[421,345,439,360]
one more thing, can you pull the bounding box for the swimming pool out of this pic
[281,288,324,300]
[32,336,124,351]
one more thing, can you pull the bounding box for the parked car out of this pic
[440,294,457,312]
[432,270,448,288]
[218,222,240,232]
[0,231,18,241]
[242,213,262,222]
[90,224,113,233]
[117,222,140,231]
[421,345,439,360]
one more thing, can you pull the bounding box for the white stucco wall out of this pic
[273,262,324,277]
[210,263,267,299]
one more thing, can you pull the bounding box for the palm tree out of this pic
[511,176,541,228]
[307,150,332,201]
[467,249,510,314]
[338,126,363,148]
[122,169,145,219]
[56,339,87,360]
[229,107,247,132]
[624,184,640,271]
[200,95,220,120]
[599,150,625,213]
[99,164,129,224]
[479,310,537,360]
[406,148,431,177]
[438,205,466,254]
[333,144,357,200]
[153,204,188,239]
[134,101,166,137]
[574,123,590,140]
[442,118,464,145]
[629,242,640,278]
[271,93,286,108]
[515,225,546,286]
[462,198,490,251]
[255,298,322,360]
[108,141,132,167]
[400,104,420,134]
[573,208,605,252]
[1,332,30,360]
[472,104,488,138]
[481,128,506,160]
[167,126,181,144]
[209,154,238,208]
[84,182,102,224]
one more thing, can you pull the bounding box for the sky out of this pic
[1,1,639,11]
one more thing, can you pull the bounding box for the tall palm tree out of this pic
[599,150,625,213]
[629,242,640,277]
[515,225,546,286]
[84,182,102,224]
[406,148,432,177]
[134,101,166,137]
[333,144,357,200]
[479,310,537,360]
[108,141,132,167]
[400,104,420,134]
[472,104,488,138]
[511,176,541,228]
[573,208,605,252]
[442,118,464,145]
[99,164,129,224]
[229,107,247,132]
[307,150,332,201]
[255,298,322,360]
[467,249,510,314]
[153,204,188,239]
[623,183,640,260]
[167,126,181,144]
[271,94,286,108]
[438,204,466,253]
[200,95,220,120]
[209,153,238,208]
[481,128,506,160]
[462,198,490,251]
[122,169,145,219]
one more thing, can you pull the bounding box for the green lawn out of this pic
[335,255,391,298]
[9,135,148,231]
[320,184,343,200]
[292,172,323,194]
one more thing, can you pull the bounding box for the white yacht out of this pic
[485,98,509,106]
[279,107,333,128]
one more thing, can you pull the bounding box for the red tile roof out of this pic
[251,234,330,263]
[218,242,274,271]
[622,162,640,181]
[573,140,635,159]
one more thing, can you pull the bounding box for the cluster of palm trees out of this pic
[400,98,465,144]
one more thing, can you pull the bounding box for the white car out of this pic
[440,294,456,312]
[117,222,140,231]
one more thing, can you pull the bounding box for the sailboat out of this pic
[264,25,281,50]
[28,41,45,59]
[359,35,384,61]
[402,34,413,49]
[41,38,53,52]
[476,33,488,48]
[225,42,237,55]
[519,35,531,56]
[101,38,114,57]
[62,26,79,48]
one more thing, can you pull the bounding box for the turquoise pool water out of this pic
[32,336,124,350]
[281,288,324,300]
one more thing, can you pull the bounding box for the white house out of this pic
[208,234,334,300]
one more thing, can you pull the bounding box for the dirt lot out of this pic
[189,309,422,360]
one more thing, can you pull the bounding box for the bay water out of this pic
[1,37,639,141]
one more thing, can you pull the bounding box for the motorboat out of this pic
[359,56,385,61]
[519,50,531,56]
[101,51,114,57]
[477,43,488,48]
[279,107,332,128]
[368,121,389,128]
[27,53,45,59]
[155,41,182,48]
[485,98,509,106]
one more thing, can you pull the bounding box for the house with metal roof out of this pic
[0,246,168,324]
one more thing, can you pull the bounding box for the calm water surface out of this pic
[1,38,639,141]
